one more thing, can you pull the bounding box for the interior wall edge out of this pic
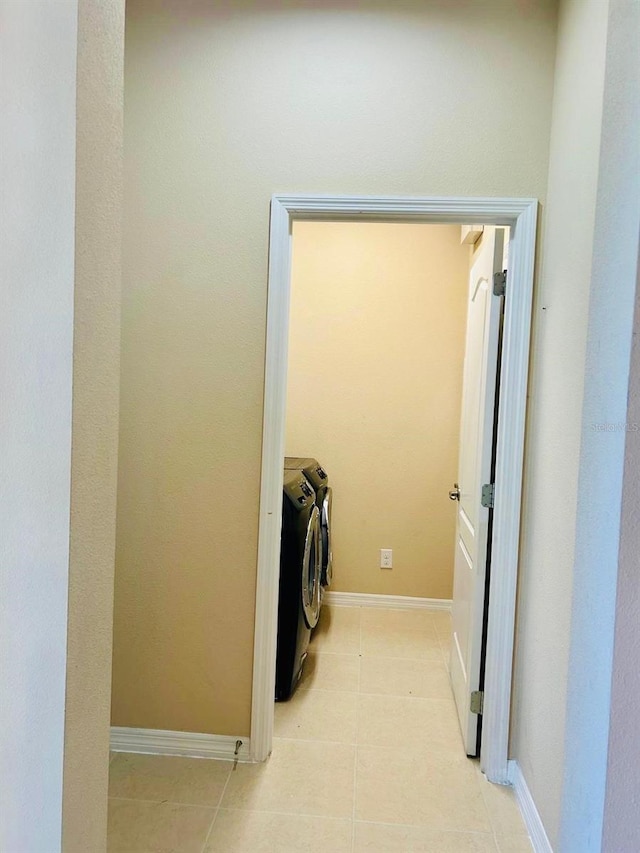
[560,0,640,847]
[61,1,125,851]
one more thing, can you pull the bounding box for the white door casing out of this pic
[252,195,537,786]
[450,227,505,755]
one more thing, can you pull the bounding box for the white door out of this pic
[449,227,505,756]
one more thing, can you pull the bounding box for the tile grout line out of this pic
[108,796,218,809]
[306,652,449,665]
[205,804,505,838]
[199,766,234,853]
[212,806,352,820]
[351,818,495,834]
[272,735,468,756]
[208,803,505,835]
[295,687,456,701]
[351,606,363,853]
[273,735,357,746]
[311,654,445,663]
[198,807,219,853]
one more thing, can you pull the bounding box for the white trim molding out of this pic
[324,591,452,610]
[251,194,538,771]
[110,727,252,763]
[481,196,537,783]
[508,761,554,853]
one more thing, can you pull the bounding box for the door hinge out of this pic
[493,270,507,297]
[470,691,484,715]
[481,483,495,508]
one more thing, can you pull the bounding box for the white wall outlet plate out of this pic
[380,549,393,569]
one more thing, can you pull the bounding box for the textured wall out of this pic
[113,0,557,736]
[286,222,468,599]
[510,0,609,845]
[602,266,640,852]
[563,0,639,848]
[0,3,78,849]
[62,1,125,850]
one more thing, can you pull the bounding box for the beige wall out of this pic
[62,1,125,850]
[509,0,609,845]
[286,222,468,599]
[563,0,639,845]
[114,0,558,735]
[0,1,124,849]
[1,3,78,848]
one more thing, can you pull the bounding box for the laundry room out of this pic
[287,221,470,601]
[273,220,481,726]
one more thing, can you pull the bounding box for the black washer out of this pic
[275,468,321,701]
[285,457,332,589]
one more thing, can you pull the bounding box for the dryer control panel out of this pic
[285,457,328,490]
[283,470,316,511]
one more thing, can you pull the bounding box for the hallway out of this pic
[108,605,531,851]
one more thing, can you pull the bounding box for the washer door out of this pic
[320,487,333,587]
[301,506,321,629]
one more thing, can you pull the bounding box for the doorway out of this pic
[251,195,537,785]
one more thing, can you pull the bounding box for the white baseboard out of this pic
[508,760,554,853]
[323,591,452,611]
[110,727,253,763]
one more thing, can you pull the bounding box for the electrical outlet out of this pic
[380,549,393,569]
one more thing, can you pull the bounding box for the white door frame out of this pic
[250,194,538,785]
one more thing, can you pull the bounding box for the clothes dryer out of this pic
[275,468,321,701]
[285,457,332,589]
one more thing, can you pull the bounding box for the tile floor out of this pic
[108,605,532,852]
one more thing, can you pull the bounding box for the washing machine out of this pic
[285,457,332,590]
[275,468,322,701]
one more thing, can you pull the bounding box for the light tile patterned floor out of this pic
[108,605,532,852]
